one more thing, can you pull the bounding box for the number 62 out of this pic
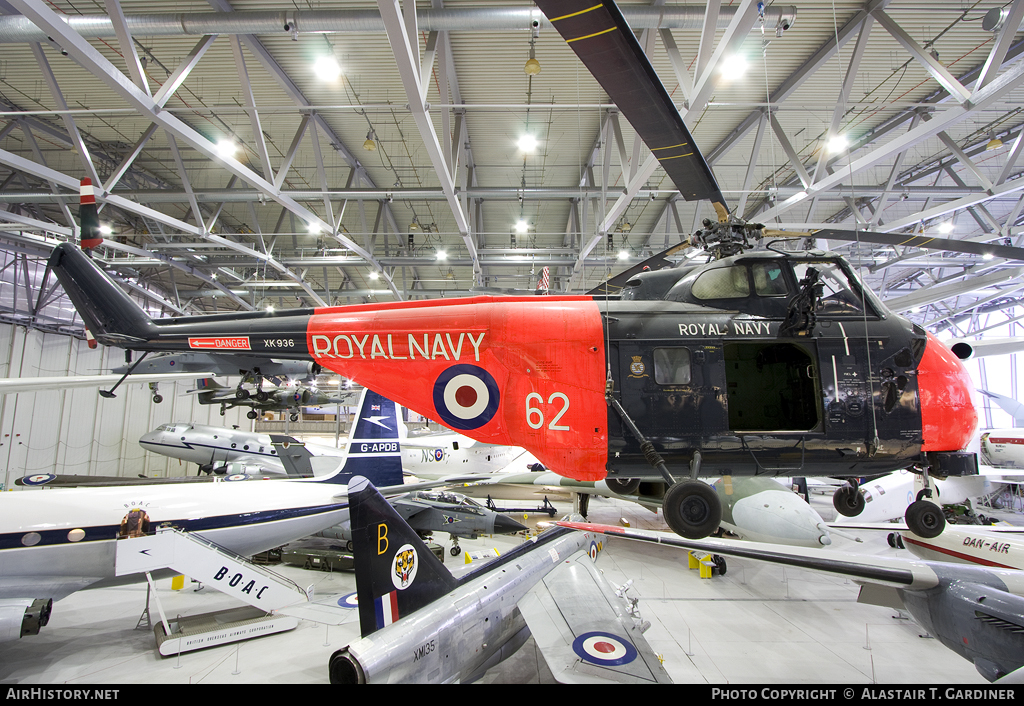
[525,392,570,431]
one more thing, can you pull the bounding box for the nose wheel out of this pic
[833,481,865,517]
[905,497,945,538]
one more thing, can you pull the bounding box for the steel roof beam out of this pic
[377,0,477,282]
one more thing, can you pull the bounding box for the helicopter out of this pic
[45,0,1023,542]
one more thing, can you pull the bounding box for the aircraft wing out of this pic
[554,522,940,592]
[517,548,672,684]
[0,372,210,395]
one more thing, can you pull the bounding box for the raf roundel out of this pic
[572,632,638,666]
[432,364,500,431]
[22,474,56,486]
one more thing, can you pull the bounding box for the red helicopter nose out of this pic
[918,332,978,452]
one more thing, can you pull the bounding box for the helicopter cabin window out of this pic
[691,265,749,300]
[792,261,872,316]
[654,348,691,385]
[752,262,789,296]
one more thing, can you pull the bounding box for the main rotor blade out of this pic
[535,0,728,217]
[586,241,692,296]
[765,227,1024,263]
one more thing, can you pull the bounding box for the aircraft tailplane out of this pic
[349,475,458,638]
[48,243,156,346]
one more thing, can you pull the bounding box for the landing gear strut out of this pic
[607,395,722,539]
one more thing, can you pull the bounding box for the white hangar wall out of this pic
[0,324,251,491]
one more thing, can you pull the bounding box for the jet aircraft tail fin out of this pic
[285,387,404,487]
[349,475,458,638]
[48,242,157,347]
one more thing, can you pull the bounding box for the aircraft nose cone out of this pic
[492,513,528,534]
[918,332,979,452]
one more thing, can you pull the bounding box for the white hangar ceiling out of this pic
[0,0,1020,342]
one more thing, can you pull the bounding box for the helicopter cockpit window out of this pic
[691,266,750,300]
[792,261,871,316]
[752,262,789,297]
[654,348,691,385]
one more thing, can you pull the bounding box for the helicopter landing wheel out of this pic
[832,484,866,517]
[662,480,722,539]
[450,545,460,557]
[152,394,163,404]
[905,500,944,538]
[605,478,641,495]
[290,413,299,422]
[247,410,258,420]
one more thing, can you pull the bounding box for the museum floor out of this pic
[0,493,1006,685]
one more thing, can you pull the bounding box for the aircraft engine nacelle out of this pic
[902,581,1024,682]
[950,341,975,360]
[328,648,368,684]
[0,598,51,642]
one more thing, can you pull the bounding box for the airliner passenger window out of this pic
[691,266,750,300]
[654,348,691,385]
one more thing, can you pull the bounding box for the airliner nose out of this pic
[917,332,978,452]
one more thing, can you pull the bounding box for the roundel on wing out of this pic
[337,592,359,609]
[225,474,249,482]
[572,632,638,666]
[432,364,500,430]
[22,473,57,486]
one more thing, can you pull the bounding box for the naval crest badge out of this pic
[628,356,648,379]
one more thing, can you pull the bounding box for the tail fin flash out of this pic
[349,476,457,638]
[48,242,156,346]
[339,388,403,486]
[282,387,404,486]
[78,179,102,251]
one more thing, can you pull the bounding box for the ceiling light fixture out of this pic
[517,134,538,153]
[99,224,113,235]
[986,131,1004,151]
[369,271,379,281]
[720,55,748,80]
[307,222,320,234]
[313,56,342,81]
[436,250,447,261]
[826,134,848,154]
[215,139,237,159]
[618,250,630,261]
[515,218,529,234]
[937,221,954,234]
[363,130,377,152]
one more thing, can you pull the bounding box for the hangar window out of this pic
[691,266,749,300]
[654,348,691,385]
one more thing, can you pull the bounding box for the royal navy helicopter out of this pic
[47,0,1022,541]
